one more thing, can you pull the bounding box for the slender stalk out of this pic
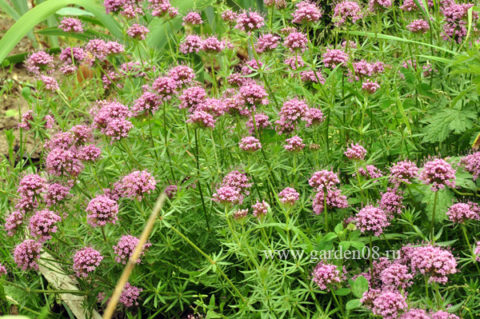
[323,187,328,232]
[194,128,211,231]
[148,112,159,161]
[163,103,176,181]
[331,289,346,317]
[461,224,480,272]
[430,191,439,243]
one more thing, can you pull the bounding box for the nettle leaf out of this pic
[422,108,477,143]
[421,186,454,222]
[455,167,477,191]
[351,275,369,298]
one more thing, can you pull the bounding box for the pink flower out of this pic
[164,185,178,199]
[59,17,83,33]
[246,113,271,133]
[371,291,408,319]
[45,183,71,207]
[168,65,195,86]
[354,206,390,236]
[14,239,42,271]
[152,76,178,100]
[284,32,308,52]
[408,245,457,283]
[407,19,430,33]
[187,110,216,128]
[380,263,413,289]
[379,189,404,216]
[183,12,203,26]
[25,51,54,74]
[127,24,149,40]
[446,202,480,223]
[78,144,102,162]
[362,80,380,93]
[419,159,456,191]
[92,101,133,141]
[284,55,305,70]
[284,136,305,152]
[239,83,269,106]
[86,195,119,227]
[119,283,142,307]
[221,10,237,22]
[460,152,480,180]
[278,187,300,205]
[275,98,309,134]
[400,0,433,11]
[312,188,348,214]
[41,76,59,91]
[18,174,46,199]
[241,59,263,75]
[389,160,419,185]
[212,186,243,204]
[234,209,248,219]
[344,143,367,160]
[252,200,270,217]
[400,309,430,319]
[358,165,383,180]
[333,1,363,26]
[0,264,6,276]
[312,261,342,290]
[70,125,93,145]
[300,70,325,84]
[322,49,349,68]
[5,211,24,236]
[235,11,265,32]
[368,0,392,11]
[309,170,340,191]
[256,34,280,53]
[132,91,161,115]
[59,47,85,64]
[221,171,252,195]
[292,1,322,24]
[431,311,460,319]
[239,136,262,151]
[113,235,151,264]
[200,36,225,53]
[180,35,203,54]
[46,148,84,177]
[29,209,62,242]
[180,86,207,110]
[117,170,156,200]
[73,247,103,278]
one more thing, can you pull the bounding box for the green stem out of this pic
[430,191,438,244]
[194,128,211,231]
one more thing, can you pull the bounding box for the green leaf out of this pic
[0,0,20,20]
[0,0,122,64]
[351,276,368,298]
[346,299,362,311]
[421,187,454,223]
[422,108,477,143]
[334,288,351,296]
[56,7,94,16]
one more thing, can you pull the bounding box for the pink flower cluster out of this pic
[311,261,342,290]
[419,159,456,191]
[275,98,309,134]
[255,34,280,53]
[461,152,480,180]
[389,160,419,185]
[284,136,305,152]
[333,1,363,26]
[235,11,265,32]
[127,24,149,40]
[252,200,270,218]
[312,188,348,214]
[59,17,83,33]
[239,136,262,152]
[322,49,349,69]
[92,100,133,141]
[344,143,367,160]
[113,235,151,264]
[73,247,103,278]
[86,195,119,227]
[284,32,308,52]
[278,187,300,205]
[292,1,322,24]
[28,209,62,242]
[446,202,480,223]
[116,170,157,200]
[407,245,457,283]
[354,205,390,236]
[14,239,42,271]
[120,283,143,307]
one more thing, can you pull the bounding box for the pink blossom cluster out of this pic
[419,159,456,191]
[221,170,252,195]
[246,113,271,133]
[407,19,430,33]
[333,1,363,26]
[14,239,42,271]
[407,245,457,283]
[59,17,83,33]
[183,12,203,26]
[312,188,348,214]
[284,135,305,152]
[358,165,383,180]
[92,100,133,141]
[292,1,322,24]
[322,49,349,68]
[389,160,419,185]
[239,136,262,151]
[344,143,367,160]
[354,205,390,236]
[461,152,480,180]
[255,34,280,53]
[120,283,143,307]
[284,32,308,52]
[252,200,270,217]
[212,186,243,205]
[25,51,54,74]
[275,98,309,134]
[127,24,149,40]
[235,11,265,32]
[379,189,404,216]
[311,261,342,290]
[446,202,480,223]
[278,187,300,205]
[86,195,119,227]
[113,235,151,264]
[28,209,62,242]
[116,170,157,200]
[73,247,103,278]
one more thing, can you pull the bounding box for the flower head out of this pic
[312,188,348,214]
[284,32,308,52]
[59,17,83,32]
[14,239,42,271]
[5,211,24,236]
[312,261,342,290]
[212,186,243,205]
[446,202,480,223]
[117,170,156,200]
[322,49,349,68]
[183,12,203,26]
[292,1,322,24]
[29,209,62,242]
[119,283,142,307]
[236,11,264,32]
[25,51,54,74]
[127,24,149,40]
[355,206,390,236]
[419,159,456,191]
[371,291,408,319]
[113,235,151,264]
[284,136,305,152]
[86,195,119,227]
[389,160,419,185]
[252,200,270,217]
[73,247,103,278]
[239,136,262,152]
[345,143,367,160]
[278,187,300,205]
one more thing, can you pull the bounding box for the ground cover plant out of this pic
[1,0,480,318]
